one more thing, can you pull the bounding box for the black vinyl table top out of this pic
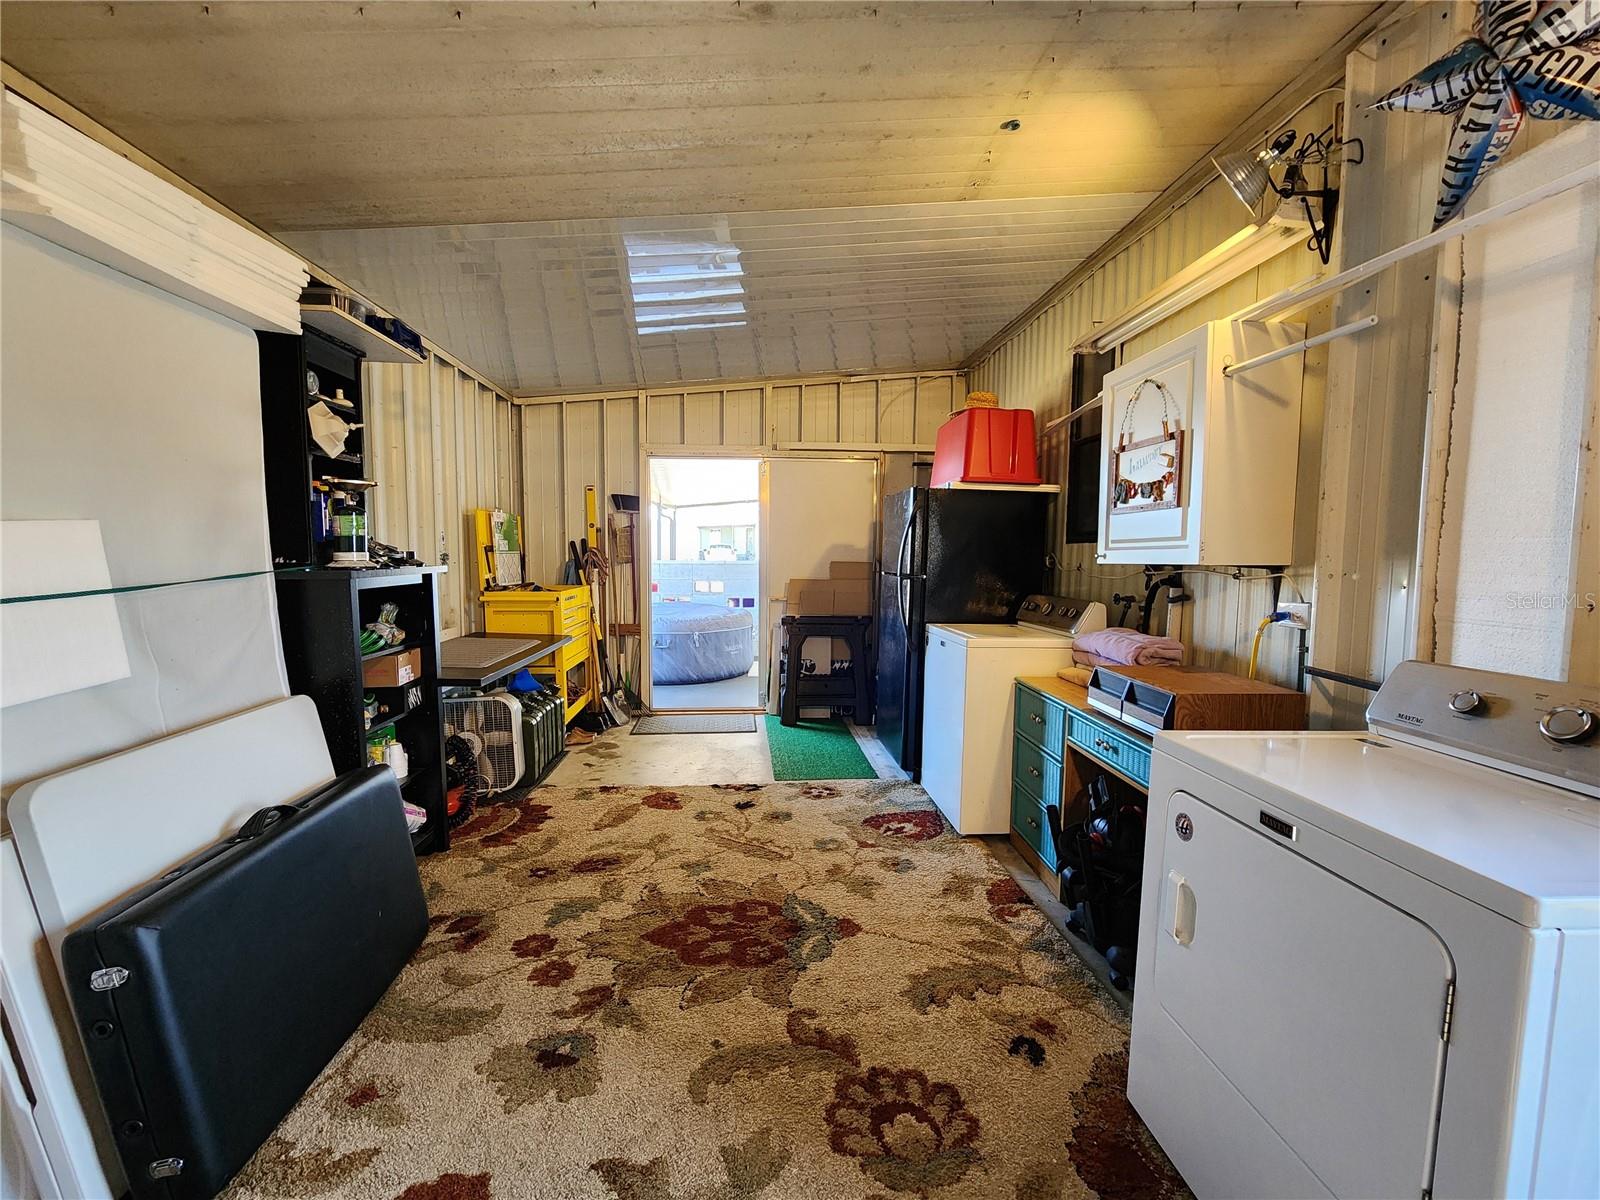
[437,633,572,687]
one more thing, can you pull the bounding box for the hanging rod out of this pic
[1231,164,1597,323]
[1041,394,1103,435]
[1305,664,1383,692]
[1223,315,1380,377]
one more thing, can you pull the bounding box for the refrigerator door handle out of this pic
[896,510,915,578]
[898,575,909,632]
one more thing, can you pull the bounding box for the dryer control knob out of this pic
[1538,706,1596,744]
[1448,689,1484,715]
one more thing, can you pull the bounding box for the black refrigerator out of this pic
[877,486,1049,777]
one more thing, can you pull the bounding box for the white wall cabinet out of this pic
[1097,319,1304,565]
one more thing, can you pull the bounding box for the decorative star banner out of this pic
[1372,0,1600,227]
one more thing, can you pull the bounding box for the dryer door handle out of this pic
[1168,870,1195,946]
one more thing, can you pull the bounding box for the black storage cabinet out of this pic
[274,567,450,853]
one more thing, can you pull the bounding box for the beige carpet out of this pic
[222,781,1188,1200]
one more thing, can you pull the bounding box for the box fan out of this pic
[442,694,525,793]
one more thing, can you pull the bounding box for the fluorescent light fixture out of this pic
[1086,208,1312,352]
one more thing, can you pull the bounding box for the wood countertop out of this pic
[1018,674,1092,714]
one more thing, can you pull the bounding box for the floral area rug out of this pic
[222,781,1188,1200]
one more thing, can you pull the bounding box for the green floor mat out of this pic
[763,716,877,781]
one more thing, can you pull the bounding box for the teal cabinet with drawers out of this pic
[1010,779,1054,871]
[1010,677,1154,894]
[1010,683,1071,886]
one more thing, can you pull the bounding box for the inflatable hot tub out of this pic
[651,602,755,685]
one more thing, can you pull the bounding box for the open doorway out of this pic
[647,457,761,710]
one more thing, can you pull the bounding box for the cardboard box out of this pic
[830,580,871,615]
[784,577,872,617]
[363,647,421,687]
[785,578,833,615]
[828,560,874,580]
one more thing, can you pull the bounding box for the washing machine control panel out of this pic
[1016,594,1108,637]
[1368,661,1599,797]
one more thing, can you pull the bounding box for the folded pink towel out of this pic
[1072,627,1184,667]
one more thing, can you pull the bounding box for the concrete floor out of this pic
[547,715,905,787]
[548,722,776,785]
[650,669,760,710]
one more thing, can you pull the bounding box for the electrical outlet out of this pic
[1275,602,1311,629]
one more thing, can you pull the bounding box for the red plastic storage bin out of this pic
[930,407,1041,487]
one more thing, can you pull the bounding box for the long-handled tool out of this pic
[607,510,642,710]
[582,487,629,727]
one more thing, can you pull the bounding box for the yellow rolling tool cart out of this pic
[474,509,594,725]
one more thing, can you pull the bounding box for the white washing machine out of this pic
[1130,660,1599,1200]
[920,594,1106,834]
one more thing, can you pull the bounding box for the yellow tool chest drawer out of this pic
[481,586,589,637]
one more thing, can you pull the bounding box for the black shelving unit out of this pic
[257,327,366,568]
[274,567,450,853]
[259,321,449,856]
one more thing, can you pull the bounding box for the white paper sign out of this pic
[1,520,131,708]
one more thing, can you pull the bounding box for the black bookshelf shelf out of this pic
[273,567,450,854]
[362,639,424,662]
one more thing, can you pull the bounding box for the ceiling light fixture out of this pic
[1000,119,1022,132]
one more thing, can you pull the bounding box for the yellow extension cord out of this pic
[1248,614,1276,680]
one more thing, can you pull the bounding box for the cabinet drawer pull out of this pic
[1027,815,1039,829]
[1027,766,1041,778]
[1028,713,1043,725]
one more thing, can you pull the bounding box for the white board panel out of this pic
[684,391,722,444]
[769,385,801,443]
[0,522,129,709]
[840,380,878,443]
[722,388,763,447]
[801,382,840,443]
[914,375,956,444]
[647,393,684,445]
[878,377,917,443]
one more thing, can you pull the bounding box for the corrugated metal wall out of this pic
[967,120,1338,696]
[363,358,521,637]
[514,372,962,586]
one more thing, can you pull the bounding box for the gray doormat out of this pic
[633,713,758,735]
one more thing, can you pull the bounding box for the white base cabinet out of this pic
[919,625,1079,835]
[1097,320,1304,566]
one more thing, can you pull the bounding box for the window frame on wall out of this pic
[1064,347,1117,545]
